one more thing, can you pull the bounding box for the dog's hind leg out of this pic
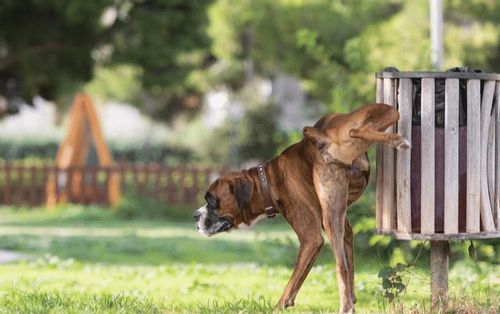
[349,127,410,150]
[344,218,356,304]
[314,163,354,313]
[276,206,324,308]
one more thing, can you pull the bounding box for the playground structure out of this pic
[46,93,120,207]
[375,70,499,307]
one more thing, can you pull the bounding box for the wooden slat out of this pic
[396,78,412,233]
[376,229,500,240]
[167,167,175,204]
[487,107,495,226]
[183,167,192,204]
[375,78,384,230]
[29,166,37,206]
[70,167,76,202]
[496,82,500,230]
[79,168,86,204]
[144,165,151,195]
[17,165,24,206]
[90,166,98,204]
[4,163,11,205]
[43,165,51,205]
[382,78,395,230]
[104,166,111,206]
[421,78,436,234]
[444,78,459,234]
[154,165,162,197]
[479,80,496,232]
[466,79,481,232]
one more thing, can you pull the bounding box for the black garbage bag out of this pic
[383,67,483,128]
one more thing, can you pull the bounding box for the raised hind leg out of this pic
[349,127,410,150]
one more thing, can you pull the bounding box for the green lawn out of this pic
[0,206,498,313]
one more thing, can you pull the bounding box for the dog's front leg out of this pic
[314,164,354,313]
[276,210,324,309]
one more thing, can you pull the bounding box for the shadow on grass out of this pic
[0,206,383,269]
[0,231,342,267]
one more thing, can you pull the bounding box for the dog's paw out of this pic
[339,304,355,314]
[275,298,295,310]
[394,138,410,150]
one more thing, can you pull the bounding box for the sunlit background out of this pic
[0,1,498,313]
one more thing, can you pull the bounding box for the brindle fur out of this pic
[303,103,409,313]
[194,103,407,313]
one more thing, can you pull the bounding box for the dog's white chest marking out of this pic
[237,214,267,229]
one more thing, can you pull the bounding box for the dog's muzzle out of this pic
[215,217,233,233]
[194,206,233,236]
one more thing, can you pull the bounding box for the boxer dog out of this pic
[302,103,409,312]
[194,103,408,313]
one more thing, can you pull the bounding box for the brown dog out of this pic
[302,103,409,312]
[193,103,407,312]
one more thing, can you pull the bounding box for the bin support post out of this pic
[430,240,449,310]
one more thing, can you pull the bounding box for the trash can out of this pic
[374,70,500,239]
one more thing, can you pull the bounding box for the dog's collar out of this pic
[256,163,277,218]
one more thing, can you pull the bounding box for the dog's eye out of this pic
[208,198,218,208]
[316,141,327,151]
[204,192,218,209]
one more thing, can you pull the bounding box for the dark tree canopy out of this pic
[0,0,212,117]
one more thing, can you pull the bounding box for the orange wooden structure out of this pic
[46,93,120,207]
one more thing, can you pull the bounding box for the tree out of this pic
[0,0,213,119]
[207,0,402,112]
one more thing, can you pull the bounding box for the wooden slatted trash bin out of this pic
[374,70,500,308]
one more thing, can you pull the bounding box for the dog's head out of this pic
[193,171,254,237]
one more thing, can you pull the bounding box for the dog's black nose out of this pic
[193,211,201,221]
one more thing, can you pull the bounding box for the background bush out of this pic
[113,194,191,221]
[0,139,194,165]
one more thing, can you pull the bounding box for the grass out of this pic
[0,205,498,313]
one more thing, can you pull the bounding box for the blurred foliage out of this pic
[0,139,59,162]
[114,194,189,221]
[207,0,402,111]
[0,0,213,120]
[1,0,499,120]
[207,0,499,113]
[84,65,143,105]
[181,0,500,166]
[237,102,288,162]
[0,138,193,165]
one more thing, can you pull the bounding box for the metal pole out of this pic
[430,0,447,309]
[430,0,443,70]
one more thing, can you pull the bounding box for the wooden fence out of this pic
[0,163,225,208]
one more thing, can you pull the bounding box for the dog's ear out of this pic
[229,176,253,209]
[303,126,330,151]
